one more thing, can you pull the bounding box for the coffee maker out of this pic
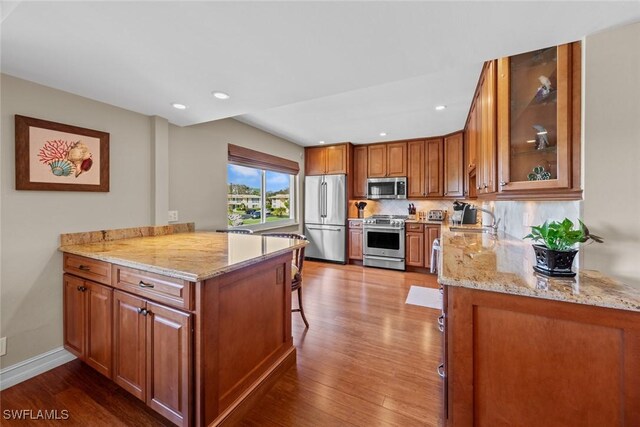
[451,201,477,224]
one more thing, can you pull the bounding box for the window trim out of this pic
[228,144,299,174]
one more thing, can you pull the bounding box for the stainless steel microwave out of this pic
[367,177,407,199]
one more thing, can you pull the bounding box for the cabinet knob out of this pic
[138,281,155,288]
[77,286,87,292]
[78,265,91,271]
[444,192,448,196]
[483,184,488,189]
[499,181,508,187]
[137,307,149,316]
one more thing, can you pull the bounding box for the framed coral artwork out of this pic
[15,115,109,192]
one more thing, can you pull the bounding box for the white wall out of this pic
[168,118,304,232]
[0,75,154,367]
[583,22,640,286]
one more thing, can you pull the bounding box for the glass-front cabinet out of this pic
[497,43,579,195]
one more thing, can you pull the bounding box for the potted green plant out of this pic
[523,218,603,277]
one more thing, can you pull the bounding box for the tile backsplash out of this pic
[348,199,456,218]
[488,200,582,239]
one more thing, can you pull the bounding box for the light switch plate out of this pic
[168,210,179,222]
[0,337,6,356]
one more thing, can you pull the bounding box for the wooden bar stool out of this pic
[262,233,309,328]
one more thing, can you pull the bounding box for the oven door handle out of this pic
[363,255,405,262]
[364,226,404,231]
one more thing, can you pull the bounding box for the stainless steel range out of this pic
[362,215,407,270]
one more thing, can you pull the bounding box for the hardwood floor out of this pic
[240,261,443,426]
[1,262,442,426]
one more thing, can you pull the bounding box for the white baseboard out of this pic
[0,347,76,390]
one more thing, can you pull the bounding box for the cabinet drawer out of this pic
[112,265,193,311]
[348,220,363,228]
[64,253,111,285]
[406,223,424,232]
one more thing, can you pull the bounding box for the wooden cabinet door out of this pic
[367,144,387,177]
[85,281,113,378]
[425,138,444,197]
[63,274,85,359]
[478,61,497,195]
[407,140,425,198]
[305,147,326,175]
[113,290,147,401]
[325,145,347,174]
[424,226,440,268]
[444,133,464,198]
[348,228,363,260]
[352,146,368,198]
[405,232,424,267]
[386,142,407,177]
[146,301,192,427]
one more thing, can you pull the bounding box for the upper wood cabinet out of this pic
[352,146,368,199]
[407,140,426,198]
[464,42,582,201]
[477,61,498,196]
[425,138,444,198]
[407,139,444,198]
[497,42,581,197]
[305,144,348,175]
[367,142,407,178]
[444,132,464,198]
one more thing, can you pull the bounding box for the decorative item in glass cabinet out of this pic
[532,124,549,150]
[528,166,552,181]
[535,75,553,102]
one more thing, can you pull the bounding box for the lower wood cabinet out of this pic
[113,290,192,426]
[444,286,640,426]
[348,220,363,260]
[405,224,440,271]
[63,274,112,378]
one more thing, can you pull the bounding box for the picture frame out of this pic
[15,115,110,192]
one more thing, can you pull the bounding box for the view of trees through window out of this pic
[227,164,293,227]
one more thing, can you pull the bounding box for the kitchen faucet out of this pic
[470,205,501,235]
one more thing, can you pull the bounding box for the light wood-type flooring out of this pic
[1,261,443,426]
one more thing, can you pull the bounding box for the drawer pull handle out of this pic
[78,265,91,271]
[437,363,445,378]
[77,286,87,292]
[139,281,155,288]
[137,308,149,316]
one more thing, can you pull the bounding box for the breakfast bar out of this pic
[59,224,306,426]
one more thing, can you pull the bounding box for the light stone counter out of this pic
[438,226,640,312]
[59,231,306,282]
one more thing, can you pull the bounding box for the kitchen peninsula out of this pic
[438,227,640,426]
[59,223,306,427]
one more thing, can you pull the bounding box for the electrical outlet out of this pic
[0,337,6,356]
[168,210,179,222]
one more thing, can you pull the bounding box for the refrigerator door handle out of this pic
[306,226,342,231]
[322,182,328,218]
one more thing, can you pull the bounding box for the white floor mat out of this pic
[405,286,442,309]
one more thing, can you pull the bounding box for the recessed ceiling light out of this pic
[171,103,187,110]
[435,105,447,111]
[379,132,387,137]
[212,91,230,100]
[319,141,325,144]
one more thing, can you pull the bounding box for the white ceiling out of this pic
[2,2,640,146]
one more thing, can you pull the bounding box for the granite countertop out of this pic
[60,232,306,282]
[438,226,640,312]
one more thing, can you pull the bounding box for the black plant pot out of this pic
[531,244,578,277]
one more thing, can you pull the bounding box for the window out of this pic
[227,164,295,228]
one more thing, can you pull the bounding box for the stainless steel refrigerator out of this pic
[304,174,347,263]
